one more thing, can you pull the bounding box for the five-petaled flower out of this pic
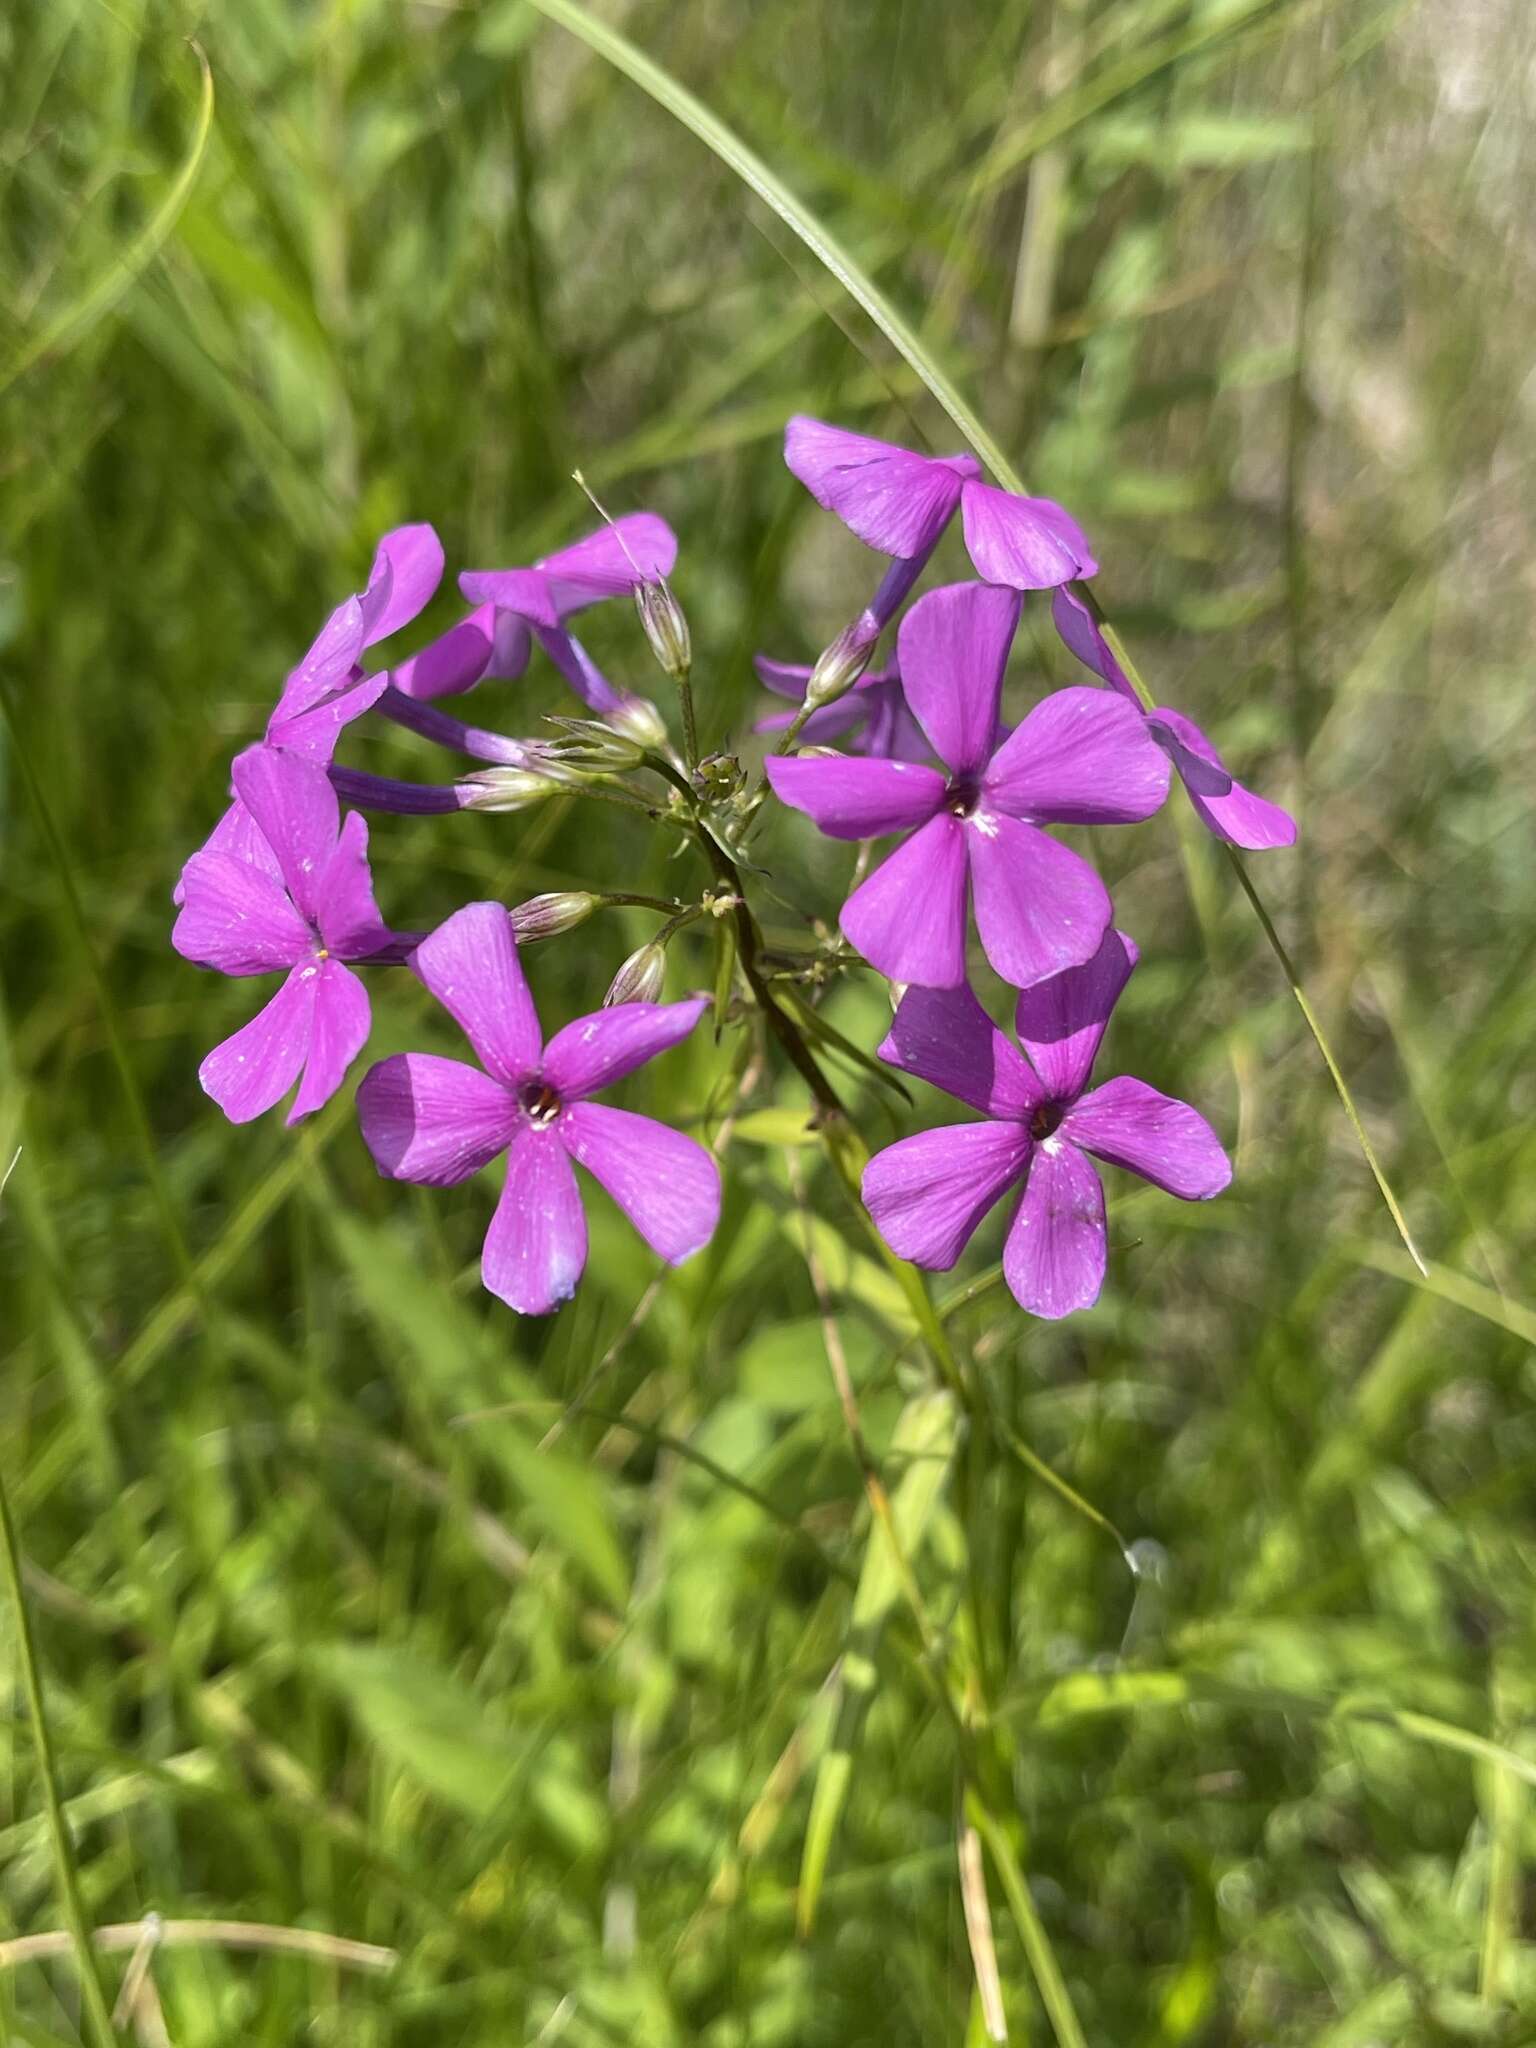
[863,931,1231,1318]
[765,581,1170,990]
[172,745,407,1125]
[1051,588,1296,852]
[753,654,927,761]
[356,902,721,1315]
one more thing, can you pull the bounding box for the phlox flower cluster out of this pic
[173,417,1295,1320]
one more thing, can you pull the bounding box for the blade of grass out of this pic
[0,40,214,398]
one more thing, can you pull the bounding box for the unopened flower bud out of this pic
[542,717,646,772]
[603,941,667,1007]
[457,764,570,813]
[634,578,691,682]
[608,693,669,752]
[805,620,874,711]
[508,891,601,942]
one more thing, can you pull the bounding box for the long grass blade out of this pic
[0,41,215,398]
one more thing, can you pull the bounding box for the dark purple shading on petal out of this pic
[1061,1075,1232,1200]
[410,902,543,1086]
[1002,1140,1107,1318]
[861,1121,1032,1271]
[897,581,1020,776]
[559,1102,721,1265]
[542,996,709,1102]
[983,687,1170,825]
[840,813,970,988]
[1147,708,1297,851]
[966,813,1112,991]
[1049,586,1139,703]
[482,1126,588,1315]
[784,416,979,559]
[878,985,1042,1122]
[1012,929,1139,1101]
[390,607,498,701]
[357,1052,518,1186]
[961,481,1098,588]
[764,754,946,841]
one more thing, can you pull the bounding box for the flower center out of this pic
[520,1079,563,1127]
[1030,1100,1067,1141]
[945,772,981,818]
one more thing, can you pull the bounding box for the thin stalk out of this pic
[0,1463,120,2047]
[675,673,700,771]
[967,1795,1088,2048]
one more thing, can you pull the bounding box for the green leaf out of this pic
[494,1430,632,1610]
[315,1643,519,1818]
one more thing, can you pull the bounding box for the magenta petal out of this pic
[559,1102,721,1265]
[897,582,1020,775]
[230,745,340,923]
[172,851,311,975]
[764,754,945,842]
[983,687,1170,825]
[1003,1141,1107,1318]
[1013,929,1138,1099]
[1147,709,1297,850]
[314,812,392,960]
[482,1126,588,1315]
[755,655,816,701]
[360,524,444,645]
[410,903,542,1086]
[173,796,280,907]
[784,416,978,558]
[878,985,1042,1121]
[862,1122,1031,1271]
[1050,586,1137,702]
[268,670,389,762]
[967,814,1111,990]
[543,996,709,1101]
[841,814,970,988]
[270,597,367,728]
[487,607,533,681]
[357,1052,517,1185]
[198,967,315,1123]
[390,611,496,701]
[961,480,1097,589]
[458,567,559,630]
[1061,1075,1232,1199]
[287,958,371,1123]
[538,513,677,616]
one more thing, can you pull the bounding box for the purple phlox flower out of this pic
[863,931,1231,1318]
[786,415,1097,598]
[172,745,407,1126]
[457,513,678,717]
[753,653,929,761]
[357,901,720,1315]
[764,582,1170,991]
[1052,587,1297,852]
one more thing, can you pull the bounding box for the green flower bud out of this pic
[541,718,647,772]
[457,764,571,812]
[609,693,669,752]
[805,621,874,710]
[634,578,692,683]
[603,941,667,1007]
[508,891,601,941]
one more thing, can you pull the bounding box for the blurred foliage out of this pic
[3,0,1536,2041]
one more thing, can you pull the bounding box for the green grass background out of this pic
[4,0,1536,2040]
